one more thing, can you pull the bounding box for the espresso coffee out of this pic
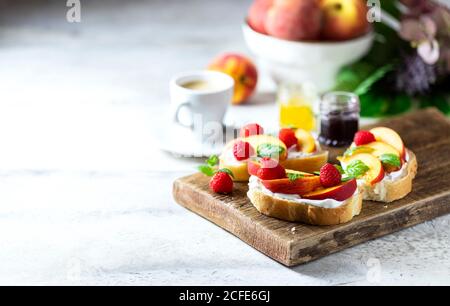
[171,71,234,142]
[181,80,218,91]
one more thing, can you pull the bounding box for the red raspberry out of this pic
[260,157,278,168]
[240,123,264,138]
[233,140,255,161]
[354,130,376,146]
[319,163,342,188]
[209,171,233,194]
[257,158,286,180]
[279,128,298,148]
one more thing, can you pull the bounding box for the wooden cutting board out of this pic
[173,108,450,266]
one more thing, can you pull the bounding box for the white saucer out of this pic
[153,122,237,158]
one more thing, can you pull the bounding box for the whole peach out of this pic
[248,0,274,35]
[208,53,258,105]
[320,0,370,41]
[265,0,322,41]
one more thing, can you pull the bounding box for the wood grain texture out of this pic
[173,108,450,266]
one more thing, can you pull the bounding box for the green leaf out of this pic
[198,154,221,176]
[287,172,304,181]
[360,92,390,117]
[341,176,354,182]
[197,165,215,177]
[379,154,401,168]
[431,93,450,115]
[345,160,370,179]
[206,155,219,167]
[418,95,434,109]
[334,164,345,174]
[360,92,413,118]
[354,64,394,96]
[365,24,404,65]
[217,168,234,178]
[379,1,401,19]
[343,146,374,157]
[385,94,413,116]
[334,62,375,92]
[257,143,285,159]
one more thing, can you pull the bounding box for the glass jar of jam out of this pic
[318,92,360,147]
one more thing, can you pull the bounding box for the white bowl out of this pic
[242,23,374,92]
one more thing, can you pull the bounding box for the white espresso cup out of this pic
[170,71,234,142]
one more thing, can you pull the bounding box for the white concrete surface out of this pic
[0,0,449,285]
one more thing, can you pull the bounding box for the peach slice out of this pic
[219,139,251,181]
[339,153,385,185]
[219,159,249,182]
[295,129,316,153]
[247,158,262,177]
[370,127,405,160]
[261,175,321,195]
[302,179,357,201]
[365,141,400,158]
[286,169,315,177]
[365,141,402,172]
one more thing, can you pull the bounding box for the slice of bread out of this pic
[360,150,418,203]
[247,188,363,225]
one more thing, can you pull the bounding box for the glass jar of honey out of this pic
[318,92,360,147]
[278,82,318,131]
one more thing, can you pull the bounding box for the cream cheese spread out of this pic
[248,175,352,209]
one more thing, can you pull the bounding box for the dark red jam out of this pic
[318,92,360,148]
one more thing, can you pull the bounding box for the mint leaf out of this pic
[379,154,401,167]
[257,143,285,158]
[341,176,354,182]
[334,164,345,174]
[198,155,220,176]
[198,165,215,177]
[217,168,234,178]
[345,160,370,178]
[206,155,219,167]
[343,146,374,157]
[198,164,235,178]
[287,172,304,181]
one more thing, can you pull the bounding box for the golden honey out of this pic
[278,83,317,131]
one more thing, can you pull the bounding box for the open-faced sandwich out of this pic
[338,127,418,203]
[219,123,328,181]
[247,158,362,225]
